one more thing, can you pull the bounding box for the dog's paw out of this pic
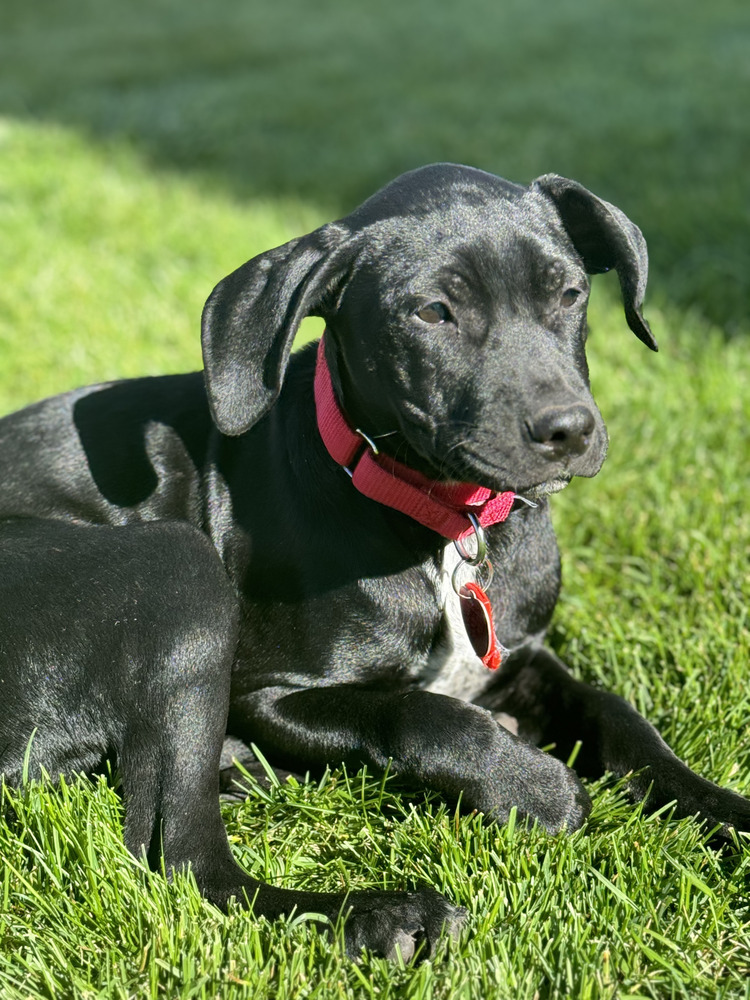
[707,797,750,843]
[633,761,750,840]
[342,888,465,961]
[485,752,592,835]
[558,769,593,832]
[526,766,592,834]
[684,786,750,840]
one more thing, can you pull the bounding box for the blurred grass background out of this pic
[0,1,749,997]
[1,0,749,408]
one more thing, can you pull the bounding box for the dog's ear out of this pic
[533,175,657,351]
[201,223,357,436]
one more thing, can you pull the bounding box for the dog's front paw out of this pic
[342,888,465,961]
[525,763,592,834]
[633,761,750,839]
[708,790,750,841]
[558,768,593,832]
[484,751,592,834]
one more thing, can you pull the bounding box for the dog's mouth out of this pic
[390,433,574,500]
[386,406,590,500]
[520,478,572,499]
[429,437,576,496]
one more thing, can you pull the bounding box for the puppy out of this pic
[1,164,747,959]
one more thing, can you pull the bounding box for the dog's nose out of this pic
[527,404,596,459]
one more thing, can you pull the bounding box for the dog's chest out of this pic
[422,544,498,703]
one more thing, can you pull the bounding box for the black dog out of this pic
[1,164,748,959]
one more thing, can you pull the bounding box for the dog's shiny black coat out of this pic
[1,164,748,959]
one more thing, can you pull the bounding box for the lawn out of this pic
[0,1,749,997]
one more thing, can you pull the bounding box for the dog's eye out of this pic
[416,302,451,324]
[561,288,583,308]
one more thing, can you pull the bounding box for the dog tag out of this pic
[459,581,503,670]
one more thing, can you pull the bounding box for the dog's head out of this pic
[202,164,655,496]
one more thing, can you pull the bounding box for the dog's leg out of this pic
[230,685,591,832]
[120,660,463,961]
[478,647,750,834]
[123,716,462,959]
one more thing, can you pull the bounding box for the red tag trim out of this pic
[458,581,503,670]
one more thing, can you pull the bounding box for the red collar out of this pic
[313,334,516,541]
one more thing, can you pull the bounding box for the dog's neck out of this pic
[313,333,516,541]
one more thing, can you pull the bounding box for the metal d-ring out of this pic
[453,513,487,566]
[451,555,494,596]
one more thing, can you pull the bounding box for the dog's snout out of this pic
[527,403,596,459]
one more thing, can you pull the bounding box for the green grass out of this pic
[3,768,750,999]
[0,1,749,997]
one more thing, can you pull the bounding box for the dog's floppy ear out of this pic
[201,223,357,436]
[533,175,657,351]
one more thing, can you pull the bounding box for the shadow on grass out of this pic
[1,0,748,331]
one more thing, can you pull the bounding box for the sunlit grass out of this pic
[0,120,326,413]
[3,765,750,999]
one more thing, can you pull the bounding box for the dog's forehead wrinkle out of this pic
[427,236,584,316]
[356,239,529,330]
